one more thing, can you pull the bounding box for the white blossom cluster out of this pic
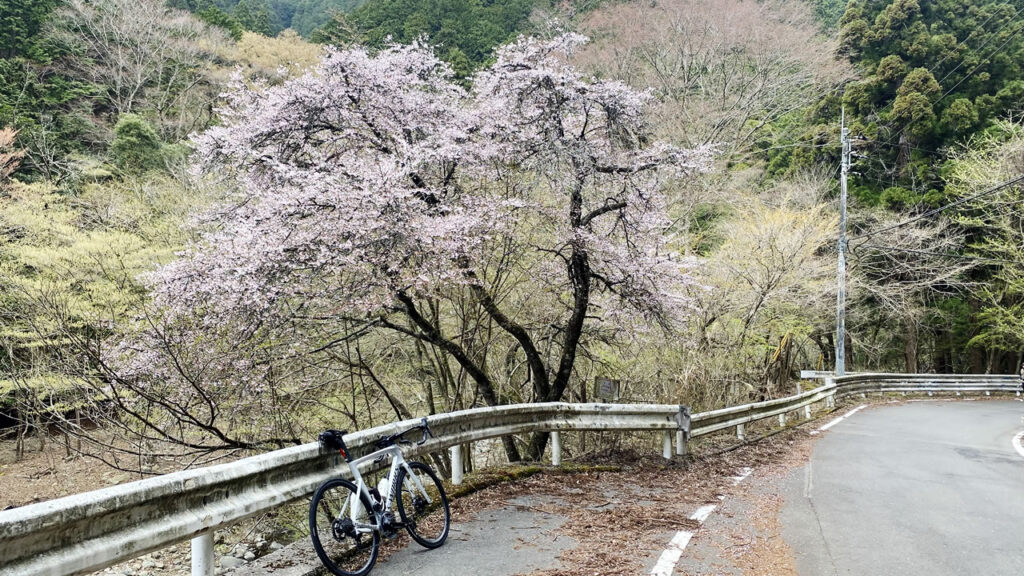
[107,34,713,422]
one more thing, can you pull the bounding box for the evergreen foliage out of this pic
[0,1,94,181]
[196,6,244,40]
[0,0,61,59]
[110,114,163,174]
[814,0,849,29]
[315,0,541,75]
[170,0,366,37]
[771,0,1024,207]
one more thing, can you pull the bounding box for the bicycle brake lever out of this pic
[419,417,432,444]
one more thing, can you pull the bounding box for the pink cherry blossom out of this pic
[107,34,713,454]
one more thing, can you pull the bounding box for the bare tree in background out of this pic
[847,216,973,373]
[687,176,836,398]
[576,0,852,159]
[48,0,226,138]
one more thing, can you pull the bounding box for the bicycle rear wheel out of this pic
[309,478,380,576]
[395,461,450,548]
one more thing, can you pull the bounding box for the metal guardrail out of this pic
[0,373,1017,576]
[830,373,1020,396]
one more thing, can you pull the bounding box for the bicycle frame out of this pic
[343,443,432,534]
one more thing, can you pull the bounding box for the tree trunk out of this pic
[393,293,522,462]
[969,299,986,372]
[903,319,919,373]
[527,177,593,461]
[527,430,550,462]
[812,331,833,368]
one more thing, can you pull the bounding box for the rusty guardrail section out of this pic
[0,373,1016,576]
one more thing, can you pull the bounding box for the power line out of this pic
[757,141,832,152]
[934,5,1023,88]
[930,6,1008,75]
[849,174,1024,243]
[857,243,1017,265]
[861,10,1024,164]
[933,18,1024,108]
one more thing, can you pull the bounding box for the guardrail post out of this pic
[450,445,463,485]
[550,431,561,466]
[191,532,214,576]
[662,431,672,459]
[824,378,836,409]
[778,413,786,427]
[804,405,812,420]
[674,405,691,457]
[736,423,745,441]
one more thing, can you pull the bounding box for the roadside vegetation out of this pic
[2,0,1024,483]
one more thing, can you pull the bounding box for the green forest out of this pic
[3,0,1024,470]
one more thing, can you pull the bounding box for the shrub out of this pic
[110,114,163,174]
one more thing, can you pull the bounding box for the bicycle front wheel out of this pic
[395,461,450,548]
[309,478,380,576]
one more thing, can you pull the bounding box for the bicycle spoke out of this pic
[309,479,379,576]
[395,462,450,549]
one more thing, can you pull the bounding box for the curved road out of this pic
[782,400,1024,576]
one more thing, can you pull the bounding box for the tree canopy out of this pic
[771,0,1024,208]
[314,0,541,77]
[108,34,711,455]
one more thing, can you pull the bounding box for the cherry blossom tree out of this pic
[106,34,712,460]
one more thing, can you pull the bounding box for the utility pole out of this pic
[837,108,850,376]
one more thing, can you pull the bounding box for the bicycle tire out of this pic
[394,461,450,548]
[309,478,380,576]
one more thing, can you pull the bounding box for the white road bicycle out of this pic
[311,419,451,576]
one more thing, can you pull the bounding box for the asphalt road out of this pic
[781,400,1024,576]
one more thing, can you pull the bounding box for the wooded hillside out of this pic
[3,0,1024,471]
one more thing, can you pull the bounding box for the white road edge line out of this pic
[650,467,751,576]
[731,466,752,485]
[690,504,718,524]
[811,404,868,435]
[650,531,693,576]
[1013,431,1024,459]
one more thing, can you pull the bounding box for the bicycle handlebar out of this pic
[378,417,432,448]
[321,418,432,461]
